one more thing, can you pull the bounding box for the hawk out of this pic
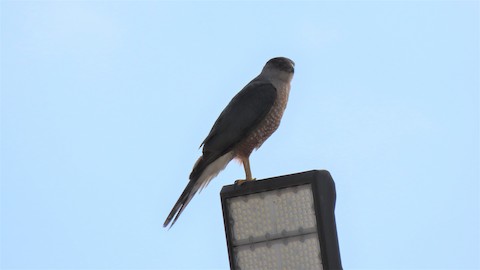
[164,57,295,228]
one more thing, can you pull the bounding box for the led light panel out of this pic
[220,170,342,270]
[234,233,322,270]
[227,184,317,244]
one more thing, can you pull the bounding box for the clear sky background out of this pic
[1,1,479,269]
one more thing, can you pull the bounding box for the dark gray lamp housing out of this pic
[220,170,342,270]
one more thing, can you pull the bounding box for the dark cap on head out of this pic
[265,57,295,73]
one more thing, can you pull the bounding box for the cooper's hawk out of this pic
[164,57,295,228]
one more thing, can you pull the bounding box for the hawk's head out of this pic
[265,57,295,74]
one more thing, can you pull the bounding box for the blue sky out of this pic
[1,1,478,269]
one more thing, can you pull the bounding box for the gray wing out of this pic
[163,80,277,228]
[201,80,277,157]
[189,80,277,181]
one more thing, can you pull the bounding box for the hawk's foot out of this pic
[235,178,256,185]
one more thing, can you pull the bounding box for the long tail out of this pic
[163,179,197,228]
[163,151,234,228]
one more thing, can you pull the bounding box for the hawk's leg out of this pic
[235,157,256,185]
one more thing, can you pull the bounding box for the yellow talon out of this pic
[235,178,256,185]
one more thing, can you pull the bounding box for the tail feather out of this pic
[163,151,234,228]
[163,180,197,228]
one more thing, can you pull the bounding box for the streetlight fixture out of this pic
[220,170,342,270]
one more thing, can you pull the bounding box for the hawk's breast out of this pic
[235,81,291,158]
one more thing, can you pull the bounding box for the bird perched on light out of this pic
[164,57,295,228]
